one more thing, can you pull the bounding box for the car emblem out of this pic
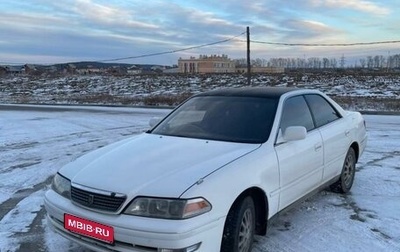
[88,194,94,205]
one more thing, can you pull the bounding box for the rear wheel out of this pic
[330,147,356,193]
[221,196,255,252]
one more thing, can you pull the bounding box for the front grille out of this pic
[71,186,126,212]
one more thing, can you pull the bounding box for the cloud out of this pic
[0,12,70,32]
[310,0,390,16]
[136,2,243,46]
[0,0,398,64]
[279,19,344,41]
[72,0,158,29]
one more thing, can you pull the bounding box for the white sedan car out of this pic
[44,87,367,252]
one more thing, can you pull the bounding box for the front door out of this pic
[275,95,324,210]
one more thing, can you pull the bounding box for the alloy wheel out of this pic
[238,208,253,252]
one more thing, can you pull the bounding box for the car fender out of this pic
[180,144,280,221]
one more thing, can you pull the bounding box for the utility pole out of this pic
[340,54,346,69]
[246,26,251,86]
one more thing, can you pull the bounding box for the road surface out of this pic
[0,105,399,252]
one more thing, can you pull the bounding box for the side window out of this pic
[280,96,314,132]
[305,94,341,127]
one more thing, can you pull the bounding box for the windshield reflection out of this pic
[151,96,278,143]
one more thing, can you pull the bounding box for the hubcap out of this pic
[343,153,355,187]
[238,208,253,252]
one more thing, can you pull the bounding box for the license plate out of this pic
[64,214,114,244]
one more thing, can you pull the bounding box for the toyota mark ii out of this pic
[44,87,367,252]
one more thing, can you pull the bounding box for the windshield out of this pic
[151,96,278,143]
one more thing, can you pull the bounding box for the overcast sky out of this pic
[1,0,399,65]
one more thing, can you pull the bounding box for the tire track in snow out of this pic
[14,206,47,252]
[360,150,400,168]
[1,159,42,174]
[0,141,40,152]
[0,176,53,221]
[335,194,400,251]
[0,190,46,252]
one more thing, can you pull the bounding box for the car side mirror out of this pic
[283,126,307,141]
[149,117,162,127]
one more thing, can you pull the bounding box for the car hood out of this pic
[60,133,259,198]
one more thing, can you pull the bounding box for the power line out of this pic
[3,33,399,65]
[0,32,246,65]
[99,32,246,62]
[246,39,400,47]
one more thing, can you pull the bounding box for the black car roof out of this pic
[195,87,300,99]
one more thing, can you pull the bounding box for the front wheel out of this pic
[221,196,255,252]
[330,147,356,193]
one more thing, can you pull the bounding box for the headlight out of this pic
[124,197,211,219]
[51,173,71,199]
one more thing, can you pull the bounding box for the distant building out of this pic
[76,65,102,74]
[178,54,235,74]
[127,65,142,75]
[151,65,166,73]
[5,65,24,75]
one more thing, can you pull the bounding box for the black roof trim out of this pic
[195,87,300,99]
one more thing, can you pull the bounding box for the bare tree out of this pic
[252,58,263,67]
[330,58,337,69]
[367,56,373,68]
[393,54,400,68]
[235,58,247,67]
[373,55,380,68]
[235,54,399,70]
[322,58,329,68]
[359,59,366,68]
[379,55,385,69]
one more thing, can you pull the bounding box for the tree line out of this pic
[235,54,400,69]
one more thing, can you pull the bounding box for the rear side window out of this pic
[305,94,341,127]
[280,96,315,132]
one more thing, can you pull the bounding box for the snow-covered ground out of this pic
[0,105,399,252]
[1,74,399,111]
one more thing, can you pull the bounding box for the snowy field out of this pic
[0,105,399,252]
[1,74,399,111]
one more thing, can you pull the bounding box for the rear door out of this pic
[275,95,324,210]
[304,94,351,182]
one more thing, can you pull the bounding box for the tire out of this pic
[330,147,356,193]
[221,196,255,252]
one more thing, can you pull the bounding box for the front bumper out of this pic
[44,190,224,252]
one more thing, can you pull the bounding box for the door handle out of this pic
[314,144,322,151]
[345,130,350,136]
